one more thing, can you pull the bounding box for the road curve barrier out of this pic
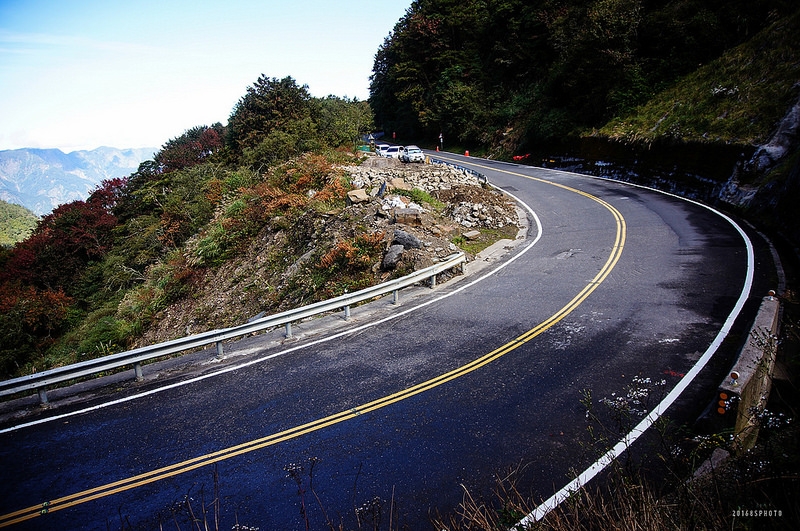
[716,291,782,452]
[0,252,467,406]
[429,156,488,183]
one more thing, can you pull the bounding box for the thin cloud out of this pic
[0,29,161,55]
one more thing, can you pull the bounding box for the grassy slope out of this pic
[592,9,800,149]
[0,199,38,247]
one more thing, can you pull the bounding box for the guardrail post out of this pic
[344,305,351,320]
[430,274,437,288]
[37,387,48,406]
[285,322,293,339]
[392,289,399,304]
[134,362,143,381]
[215,341,224,359]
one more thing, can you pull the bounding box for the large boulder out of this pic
[392,229,423,249]
[382,244,405,270]
[394,208,422,226]
[347,189,371,204]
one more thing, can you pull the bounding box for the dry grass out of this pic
[431,451,796,531]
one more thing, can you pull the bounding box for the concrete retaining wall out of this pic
[717,293,781,452]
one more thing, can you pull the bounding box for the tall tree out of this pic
[226,75,313,160]
[155,124,225,173]
[314,96,374,148]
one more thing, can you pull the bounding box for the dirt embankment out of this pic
[136,157,519,347]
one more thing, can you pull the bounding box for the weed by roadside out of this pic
[452,225,518,256]
[433,411,797,530]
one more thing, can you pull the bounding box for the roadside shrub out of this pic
[313,231,386,298]
[115,249,202,333]
[62,301,134,361]
[195,222,229,266]
[223,168,259,194]
[318,231,385,272]
[312,175,348,206]
[0,284,73,377]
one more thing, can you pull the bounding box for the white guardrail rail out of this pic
[1,252,466,405]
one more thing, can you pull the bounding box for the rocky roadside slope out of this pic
[135,155,521,347]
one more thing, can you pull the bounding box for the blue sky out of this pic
[0,0,411,152]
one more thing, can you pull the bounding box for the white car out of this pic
[384,145,402,158]
[375,143,390,156]
[401,145,424,163]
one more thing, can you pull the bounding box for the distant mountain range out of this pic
[0,146,156,216]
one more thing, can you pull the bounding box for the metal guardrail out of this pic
[1,252,466,405]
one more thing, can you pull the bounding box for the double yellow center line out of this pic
[0,165,626,527]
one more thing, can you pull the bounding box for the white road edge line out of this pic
[0,185,543,435]
[514,172,756,528]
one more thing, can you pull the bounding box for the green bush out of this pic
[394,188,444,210]
[195,222,229,266]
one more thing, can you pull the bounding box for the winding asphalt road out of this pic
[0,156,767,530]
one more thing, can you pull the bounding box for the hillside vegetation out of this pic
[595,8,800,147]
[370,0,799,156]
[371,0,800,250]
[0,78,378,378]
[0,200,37,247]
[0,74,511,381]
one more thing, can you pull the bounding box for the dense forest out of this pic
[369,0,799,156]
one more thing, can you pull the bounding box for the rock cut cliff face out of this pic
[717,93,800,248]
[720,92,800,208]
[547,87,800,251]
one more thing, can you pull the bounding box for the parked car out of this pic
[384,145,402,158]
[401,145,425,163]
[375,143,390,156]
